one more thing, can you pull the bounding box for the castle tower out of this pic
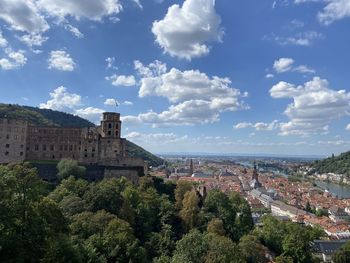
[101,112,121,138]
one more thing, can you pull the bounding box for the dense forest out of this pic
[311,151,350,176]
[0,103,163,167]
[1,161,346,263]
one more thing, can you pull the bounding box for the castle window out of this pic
[20,144,24,148]
[50,145,54,151]
[115,131,118,137]
[43,145,47,151]
[5,144,9,148]
[20,152,23,156]
[84,154,88,158]
[91,153,95,158]
[5,151,9,156]
[69,145,73,151]
[64,145,68,151]
[59,145,63,151]
[84,149,87,152]
[6,134,9,139]
[108,131,111,136]
[52,155,55,159]
[92,148,95,152]
[108,123,112,129]
[35,145,39,151]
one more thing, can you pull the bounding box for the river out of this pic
[314,181,350,199]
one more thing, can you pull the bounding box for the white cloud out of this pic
[48,50,76,71]
[106,56,117,70]
[318,0,350,25]
[74,107,104,121]
[0,49,27,70]
[64,24,84,38]
[39,86,82,110]
[123,101,133,106]
[104,98,118,106]
[234,120,280,131]
[273,58,295,73]
[123,60,248,127]
[37,0,122,22]
[0,31,8,47]
[266,31,324,46]
[273,57,315,74]
[152,0,223,60]
[0,0,49,34]
[265,73,274,79]
[18,33,48,47]
[346,124,350,130]
[270,77,350,136]
[135,60,246,104]
[131,0,143,9]
[106,74,136,86]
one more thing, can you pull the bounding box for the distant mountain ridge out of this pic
[312,151,350,176]
[0,103,163,167]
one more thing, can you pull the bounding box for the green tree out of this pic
[207,218,226,236]
[239,234,268,263]
[0,163,70,262]
[260,215,286,254]
[275,255,293,263]
[171,230,208,263]
[83,178,125,214]
[57,159,86,180]
[179,190,200,231]
[282,223,313,263]
[333,241,350,263]
[175,181,193,210]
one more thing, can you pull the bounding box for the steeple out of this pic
[189,159,194,175]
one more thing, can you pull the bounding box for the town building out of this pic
[0,112,148,180]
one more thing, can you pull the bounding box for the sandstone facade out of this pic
[0,112,147,175]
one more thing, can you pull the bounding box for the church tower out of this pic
[189,159,194,175]
[101,112,121,138]
[252,162,259,181]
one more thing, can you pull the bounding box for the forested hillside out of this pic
[0,163,329,263]
[0,103,163,167]
[312,151,350,176]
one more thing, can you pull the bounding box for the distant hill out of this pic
[312,151,350,176]
[0,103,163,167]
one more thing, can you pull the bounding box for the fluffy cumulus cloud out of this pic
[39,86,82,110]
[106,74,136,86]
[18,33,48,47]
[346,124,350,130]
[122,60,248,126]
[0,0,49,34]
[273,57,315,73]
[152,0,223,60]
[233,120,280,131]
[48,50,76,71]
[270,77,350,136]
[74,107,105,121]
[0,49,27,70]
[36,0,123,21]
[39,86,106,123]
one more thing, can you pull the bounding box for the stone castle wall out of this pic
[0,112,148,176]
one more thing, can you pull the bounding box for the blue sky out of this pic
[0,0,350,156]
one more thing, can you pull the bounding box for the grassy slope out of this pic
[0,103,163,167]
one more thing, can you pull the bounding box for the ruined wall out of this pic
[0,119,27,163]
[26,126,81,161]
